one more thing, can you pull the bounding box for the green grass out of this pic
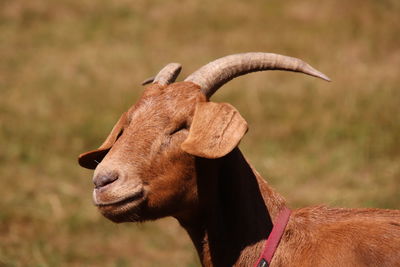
[1,0,399,265]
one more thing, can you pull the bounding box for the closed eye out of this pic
[116,128,124,140]
[170,123,187,135]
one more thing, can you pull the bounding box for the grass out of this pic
[0,0,399,265]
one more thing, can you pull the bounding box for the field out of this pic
[1,0,399,266]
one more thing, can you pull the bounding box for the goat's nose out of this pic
[93,171,119,189]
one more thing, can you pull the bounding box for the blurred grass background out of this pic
[1,0,399,266]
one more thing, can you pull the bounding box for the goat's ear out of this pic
[181,102,248,158]
[78,112,128,169]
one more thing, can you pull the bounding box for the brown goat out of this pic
[78,53,400,267]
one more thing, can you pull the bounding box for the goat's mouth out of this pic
[92,181,145,208]
[93,188,146,222]
[93,190,144,207]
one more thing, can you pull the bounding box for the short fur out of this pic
[79,81,400,267]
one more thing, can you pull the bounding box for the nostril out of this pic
[94,171,119,189]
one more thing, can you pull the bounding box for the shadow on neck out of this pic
[179,148,285,266]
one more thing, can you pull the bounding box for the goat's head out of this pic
[78,53,330,223]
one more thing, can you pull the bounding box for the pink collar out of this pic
[254,207,291,267]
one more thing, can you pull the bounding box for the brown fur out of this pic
[79,81,400,266]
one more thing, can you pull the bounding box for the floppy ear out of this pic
[181,102,248,159]
[78,112,129,169]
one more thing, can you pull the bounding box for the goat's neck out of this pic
[178,148,287,267]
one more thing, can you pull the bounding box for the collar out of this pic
[254,207,291,267]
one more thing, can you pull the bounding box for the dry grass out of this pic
[1,0,399,265]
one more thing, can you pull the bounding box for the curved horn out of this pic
[144,63,182,86]
[184,52,331,97]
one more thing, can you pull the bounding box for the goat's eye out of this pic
[116,129,123,140]
[170,123,187,135]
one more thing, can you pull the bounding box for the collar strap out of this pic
[254,207,291,267]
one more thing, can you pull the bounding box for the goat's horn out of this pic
[184,52,331,97]
[151,63,182,86]
[141,76,155,86]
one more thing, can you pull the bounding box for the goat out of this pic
[78,53,400,267]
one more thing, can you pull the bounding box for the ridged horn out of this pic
[184,52,331,97]
[145,63,182,86]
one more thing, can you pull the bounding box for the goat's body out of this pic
[276,207,400,267]
[78,53,400,266]
[179,148,400,266]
